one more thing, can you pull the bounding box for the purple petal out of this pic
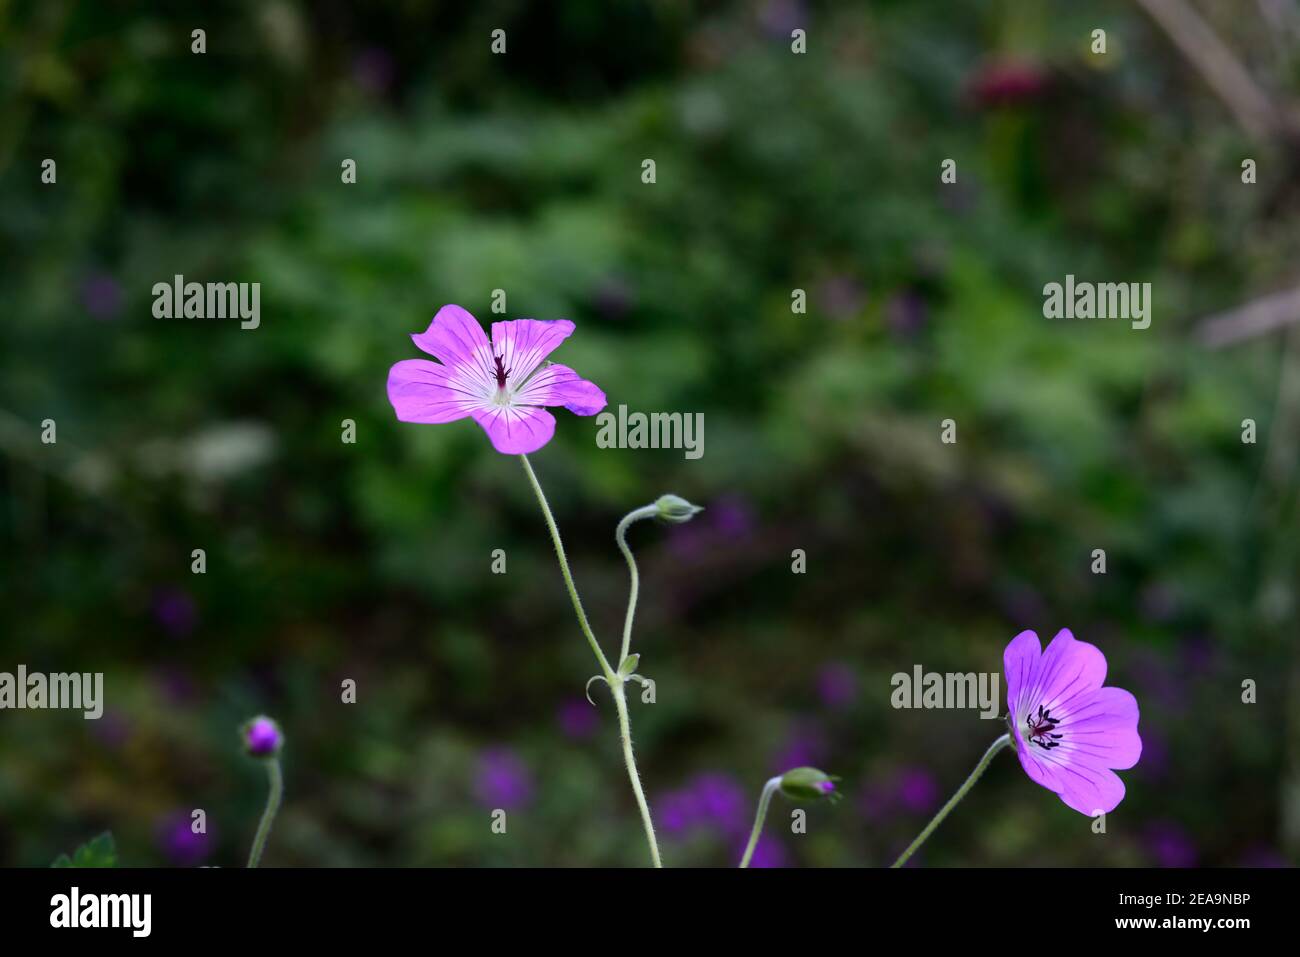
[1057,687,1142,770]
[1008,628,1108,722]
[471,404,556,454]
[411,305,494,380]
[387,359,484,423]
[1003,629,1042,718]
[1033,629,1108,712]
[1017,743,1125,814]
[489,318,575,384]
[1005,628,1141,815]
[1016,742,1065,791]
[744,835,789,868]
[513,363,607,415]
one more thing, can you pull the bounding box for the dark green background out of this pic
[1,0,1296,867]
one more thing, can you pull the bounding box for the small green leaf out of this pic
[51,831,117,868]
[618,654,640,677]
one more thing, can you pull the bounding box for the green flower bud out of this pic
[654,494,704,524]
[778,766,840,802]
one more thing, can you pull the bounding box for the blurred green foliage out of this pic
[0,1,1296,867]
[51,831,117,868]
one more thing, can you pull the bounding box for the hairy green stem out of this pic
[891,733,1011,868]
[518,454,661,867]
[246,757,282,868]
[612,680,662,867]
[615,505,658,664]
[739,776,782,868]
[519,454,614,679]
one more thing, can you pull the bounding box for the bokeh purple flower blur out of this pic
[473,749,535,809]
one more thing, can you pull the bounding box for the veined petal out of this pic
[1003,629,1041,715]
[411,305,495,386]
[1032,629,1108,715]
[513,363,607,416]
[1057,687,1142,770]
[1004,628,1141,815]
[387,359,487,423]
[489,318,576,384]
[1016,743,1066,793]
[1017,740,1127,814]
[1058,762,1126,816]
[471,404,556,454]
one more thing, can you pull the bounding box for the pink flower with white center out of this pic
[386,304,607,454]
[1004,628,1142,815]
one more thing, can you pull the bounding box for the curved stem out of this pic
[246,757,283,868]
[519,454,614,679]
[518,454,660,866]
[612,681,662,867]
[739,776,782,868]
[890,733,1011,868]
[615,505,657,664]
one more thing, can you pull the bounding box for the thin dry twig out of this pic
[1134,0,1291,139]
[1197,284,1300,347]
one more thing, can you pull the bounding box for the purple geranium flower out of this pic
[1004,629,1141,815]
[155,811,213,867]
[556,696,598,740]
[742,834,789,868]
[656,788,703,834]
[387,304,607,454]
[771,721,827,774]
[895,767,939,813]
[243,715,283,757]
[691,773,747,834]
[815,662,858,709]
[472,748,535,809]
